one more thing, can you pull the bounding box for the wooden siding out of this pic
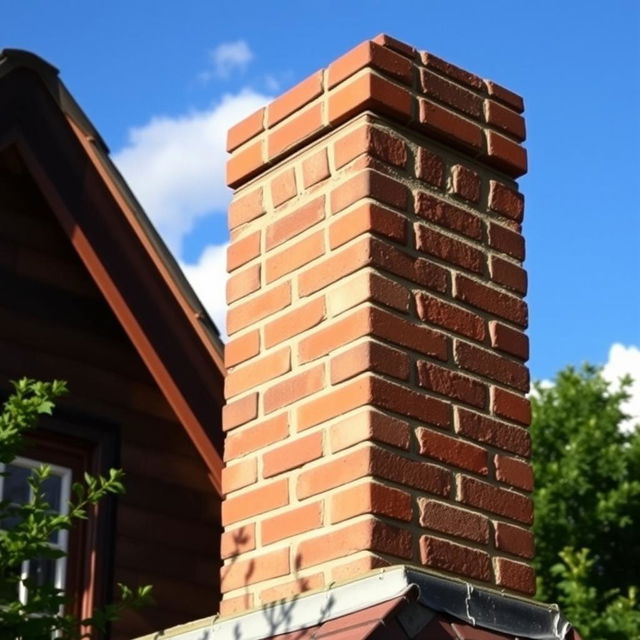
[0,152,221,638]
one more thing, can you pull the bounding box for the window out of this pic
[0,456,73,603]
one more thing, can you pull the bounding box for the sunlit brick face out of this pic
[221,34,531,615]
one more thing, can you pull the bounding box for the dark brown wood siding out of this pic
[0,151,221,639]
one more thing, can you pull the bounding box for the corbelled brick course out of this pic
[221,33,532,615]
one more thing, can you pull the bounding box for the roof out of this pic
[0,49,225,493]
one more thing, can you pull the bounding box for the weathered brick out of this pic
[484,80,525,113]
[329,269,409,316]
[484,130,527,177]
[455,274,528,327]
[330,481,412,523]
[484,100,526,142]
[331,340,410,383]
[420,535,491,582]
[263,365,325,414]
[415,223,485,274]
[454,340,529,392]
[415,292,486,342]
[417,427,488,475]
[329,408,411,452]
[457,475,533,524]
[489,256,527,295]
[420,69,483,119]
[417,361,487,409]
[494,521,535,559]
[494,557,535,595]
[450,164,481,203]
[419,99,483,151]
[494,454,534,491]
[416,147,445,188]
[334,124,408,169]
[492,386,532,426]
[422,52,484,90]
[456,408,531,457]
[488,222,525,260]
[262,501,323,544]
[419,499,489,544]
[414,192,482,240]
[488,180,524,222]
[489,321,529,360]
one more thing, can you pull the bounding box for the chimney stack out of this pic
[221,34,532,616]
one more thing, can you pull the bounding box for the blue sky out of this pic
[3,1,639,412]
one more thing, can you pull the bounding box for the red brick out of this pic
[416,147,445,188]
[270,168,297,208]
[227,282,291,335]
[222,393,258,432]
[419,99,483,151]
[263,365,325,414]
[422,52,484,90]
[417,427,488,475]
[420,69,483,119]
[265,230,324,283]
[268,103,324,160]
[328,40,414,88]
[267,71,323,127]
[488,221,525,260]
[329,270,410,316]
[414,192,482,240]
[226,263,260,304]
[490,321,529,361]
[450,164,481,203]
[329,202,407,248]
[494,454,534,491]
[372,33,416,59]
[494,521,535,559]
[297,518,413,569]
[227,107,265,152]
[485,80,525,113]
[222,457,257,493]
[330,481,413,523]
[227,230,260,272]
[297,444,451,499]
[330,170,409,214]
[331,340,410,383]
[221,547,289,592]
[330,408,411,452]
[228,187,264,229]
[302,148,330,188]
[484,130,527,177]
[222,478,289,526]
[484,100,526,142]
[488,180,524,222]
[455,274,528,327]
[221,523,256,559]
[225,346,291,398]
[417,361,486,409]
[264,296,326,348]
[219,593,254,615]
[265,196,325,249]
[457,475,533,524]
[334,124,407,169]
[328,71,413,126]
[415,223,485,274]
[330,555,391,584]
[456,408,531,457]
[415,292,486,342]
[494,557,536,595]
[225,412,289,459]
[227,140,264,188]
[492,386,531,426]
[454,340,529,392]
[225,330,260,368]
[260,573,324,604]
[420,535,491,582]
[419,499,489,544]
[262,432,324,478]
[489,256,527,295]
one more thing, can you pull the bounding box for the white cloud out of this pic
[113,88,270,256]
[179,243,229,340]
[602,343,640,432]
[207,40,253,80]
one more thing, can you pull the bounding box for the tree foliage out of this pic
[531,364,640,639]
[0,379,151,639]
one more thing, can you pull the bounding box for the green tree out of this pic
[0,378,151,639]
[531,364,640,639]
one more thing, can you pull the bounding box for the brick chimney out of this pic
[221,34,532,616]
